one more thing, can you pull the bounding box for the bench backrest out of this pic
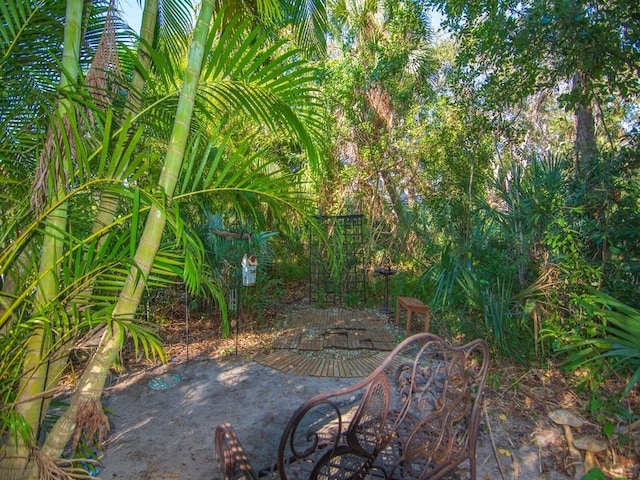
[276,333,489,480]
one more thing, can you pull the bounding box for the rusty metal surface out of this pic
[215,333,490,480]
[215,423,258,480]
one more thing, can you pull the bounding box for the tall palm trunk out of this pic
[128,0,157,114]
[41,0,216,463]
[21,7,158,470]
[1,2,83,478]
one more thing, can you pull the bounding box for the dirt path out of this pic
[96,354,592,480]
[94,303,638,480]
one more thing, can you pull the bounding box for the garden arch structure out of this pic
[308,214,366,305]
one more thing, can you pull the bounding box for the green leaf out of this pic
[602,421,614,438]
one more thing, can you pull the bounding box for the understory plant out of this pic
[561,290,640,399]
[456,268,548,360]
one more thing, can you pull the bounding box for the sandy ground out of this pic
[96,354,582,480]
[99,358,356,479]
[93,299,638,480]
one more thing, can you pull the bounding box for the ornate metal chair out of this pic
[215,333,489,480]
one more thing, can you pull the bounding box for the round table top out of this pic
[374,267,397,276]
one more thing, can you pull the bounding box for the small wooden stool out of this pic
[395,296,432,336]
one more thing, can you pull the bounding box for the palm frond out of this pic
[156,0,193,58]
[284,0,328,56]
[198,10,324,170]
[561,291,640,398]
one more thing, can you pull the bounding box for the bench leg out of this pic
[424,310,431,333]
[404,309,431,335]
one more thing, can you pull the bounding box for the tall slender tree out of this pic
[4,1,84,476]
[324,0,437,239]
[1,0,328,477]
[40,0,219,464]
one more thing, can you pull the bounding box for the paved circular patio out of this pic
[253,308,402,377]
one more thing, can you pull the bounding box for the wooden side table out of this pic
[395,296,432,336]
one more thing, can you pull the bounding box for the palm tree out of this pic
[323,0,437,257]
[0,0,328,477]
[2,1,85,476]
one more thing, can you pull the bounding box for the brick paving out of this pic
[253,308,401,378]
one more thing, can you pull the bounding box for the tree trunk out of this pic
[379,167,405,221]
[0,2,84,477]
[364,84,406,222]
[572,72,597,179]
[25,8,163,471]
[128,0,157,114]
[40,0,216,465]
[0,246,33,334]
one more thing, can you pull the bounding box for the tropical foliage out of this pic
[0,0,327,477]
[1,0,639,477]
[563,290,640,397]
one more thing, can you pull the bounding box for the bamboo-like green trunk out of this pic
[70,3,160,412]
[1,1,84,478]
[128,0,157,114]
[41,0,216,463]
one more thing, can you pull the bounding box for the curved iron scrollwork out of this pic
[215,334,489,480]
[277,372,390,480]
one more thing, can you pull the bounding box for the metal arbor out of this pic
[308,214,366,305]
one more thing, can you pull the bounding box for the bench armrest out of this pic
[274,370,393,480]
[215,423,258,480]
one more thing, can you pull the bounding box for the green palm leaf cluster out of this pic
[563,291,640,398]
[1,1,328,477]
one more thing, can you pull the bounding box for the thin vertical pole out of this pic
[235,287,239,355]
[184,283,189,363]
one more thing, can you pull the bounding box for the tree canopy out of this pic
[1,0,639,477]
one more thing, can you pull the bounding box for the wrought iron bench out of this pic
[215,333,489,480]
